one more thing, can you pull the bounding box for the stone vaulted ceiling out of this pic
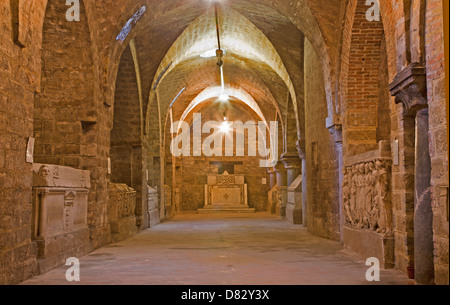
[111,0,342,137]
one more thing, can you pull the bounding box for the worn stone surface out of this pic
[21,213,412,285]
[425,0,449,286]
[343,227,395,269]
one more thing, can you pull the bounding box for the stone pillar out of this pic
[301,158,307,226]
[282,152,302,186]
[267,168,277,214]
[283,153,303,225]
[267,168,276,190]
[297,142,308,227]
[274,162,287,187]
[336,142,344,242]
[390,63,434,284]
[414,109,434,285]
[273,162,288,218]
[326,116,343,241]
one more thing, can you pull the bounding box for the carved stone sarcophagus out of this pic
[108,183,138,242]
[32,164,91,273]
[342,141,395,268]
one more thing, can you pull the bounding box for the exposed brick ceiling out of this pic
[111,0,342,133]
[157,55,286,125]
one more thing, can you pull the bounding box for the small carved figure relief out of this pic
[375,160,393,234]
[343,168,354,226]
[37,165,54,186]
[343,159,392,235]
[350,165,358,222]
[356,164,365,228]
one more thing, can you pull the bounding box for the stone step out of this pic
[198,206,256,214]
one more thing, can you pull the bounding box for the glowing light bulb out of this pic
[219,94,229,102]
[220,121,231,134]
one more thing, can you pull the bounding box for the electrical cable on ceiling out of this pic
[214,3,226,94]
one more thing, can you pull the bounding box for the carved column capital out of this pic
[281,152,302,170]
[273,161,287,187]
[273,161,287,173]
[389,62,427,116]
[36,188,50,196]
[282,152,302,187]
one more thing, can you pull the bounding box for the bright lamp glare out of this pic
[220,121,231,133]
[219,94,229,101]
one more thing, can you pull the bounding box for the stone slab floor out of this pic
[22,213,412,285]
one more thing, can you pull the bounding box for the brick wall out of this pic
[0,0,47,285]
[344,0,385,157]
[34,0,95,169]
[425,0,449,285]
[111,46,141,186]
[305,39,340,241]
[377,37,391,143]
[34,0,111,252]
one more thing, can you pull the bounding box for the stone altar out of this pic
[198,172,255,213]
[32,164,91,273]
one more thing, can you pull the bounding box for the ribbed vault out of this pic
[145,7,299,139]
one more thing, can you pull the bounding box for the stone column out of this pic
[282,153,302,224]
[326,116,343,241]
[267,168,276,190]
[301,158,307,226]
[282,152,302,186]
[274,162,287,187]
[390,63,434,284]
[297,142,308,227]
[273,162,288,218]
[336,142,344,242]
[414,109,434,285]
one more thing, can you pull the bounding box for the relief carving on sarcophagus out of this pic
[32,164,91,273]
[342,141,395,269]
[109,183,138,242]
[343,159,393,234]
